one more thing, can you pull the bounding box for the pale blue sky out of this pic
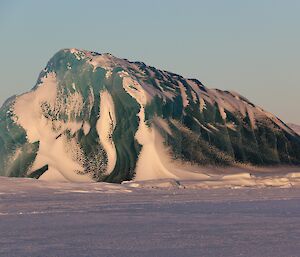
[0,0,299,123]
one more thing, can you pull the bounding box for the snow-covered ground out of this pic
[1,177,300,257]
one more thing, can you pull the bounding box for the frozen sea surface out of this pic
[0,177,300,257]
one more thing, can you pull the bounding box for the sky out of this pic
[0,0,299,124]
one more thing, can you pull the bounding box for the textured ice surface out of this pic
[1,177,300,257]
[2,48,300,182]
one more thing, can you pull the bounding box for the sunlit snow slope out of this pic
[0,49,299,182]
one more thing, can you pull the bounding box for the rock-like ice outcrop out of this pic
[0,48,299,182]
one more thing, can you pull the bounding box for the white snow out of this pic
[117,71,300,183]
[96,90,117,175]
[199,97,206,112]
[13,73,92,182]
[178,81,189,108]
[121,73,178,180]
[39,166,69,182]
[82,121,91,135]
[2,176,300,257]
[69,48,86,60]
[121,72,148,105]
[218,104,227,120]
[191,90,198,103]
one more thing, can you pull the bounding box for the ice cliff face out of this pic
[0,49,299,182]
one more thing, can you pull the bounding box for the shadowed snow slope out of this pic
[0,48,300,182]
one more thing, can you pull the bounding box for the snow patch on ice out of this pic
[96,90,117,175]
[13,72,92,182]
[178,81,189,108]
[121,74,178,180]
[82,121,91,135]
